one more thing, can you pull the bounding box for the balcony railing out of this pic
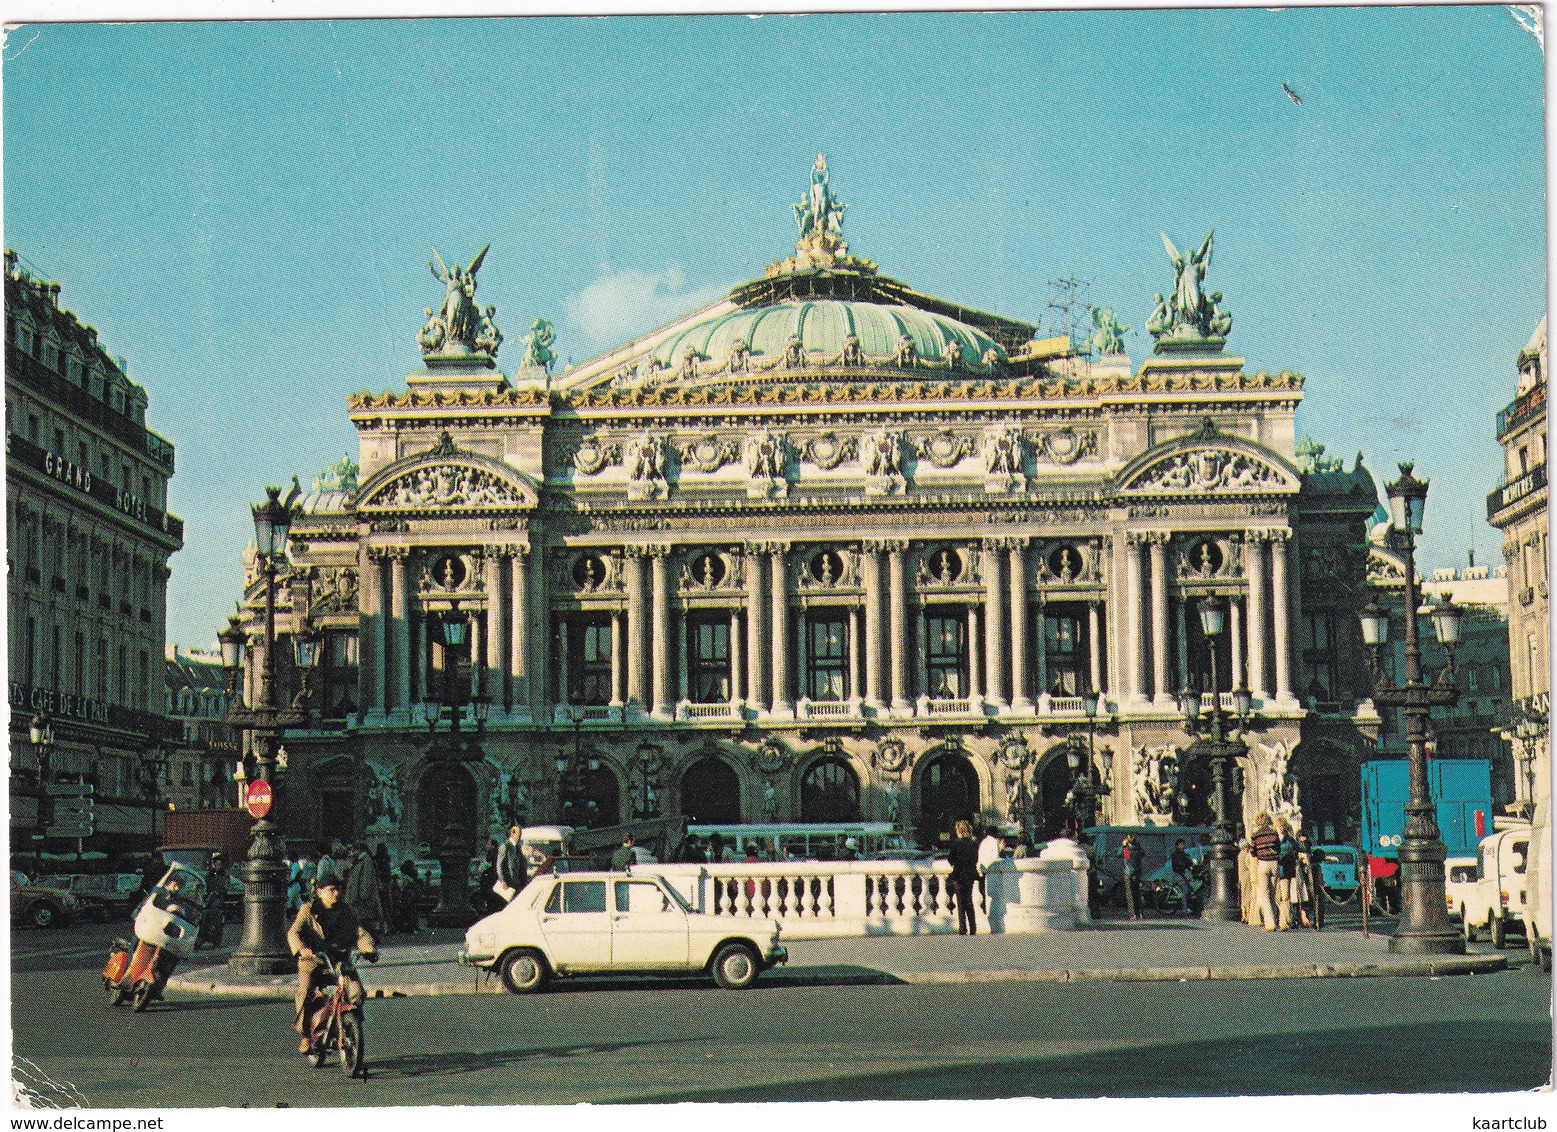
[679,702,741,722]
[1488,462,1546,520]
[1497,383,1546,440]
[799,699,853,719]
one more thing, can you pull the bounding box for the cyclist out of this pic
[287,870,378,1054]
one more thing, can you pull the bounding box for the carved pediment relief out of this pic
[1120,445,1297,496]
[361,462,531,510]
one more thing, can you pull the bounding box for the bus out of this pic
[686,823,907,861]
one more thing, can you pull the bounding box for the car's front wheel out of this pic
[499,948,551,995]
[710,942,759,990]
[29,901,60,929]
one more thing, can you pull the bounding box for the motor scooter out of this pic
[1146,859,1205,916]
[102,863,205,1012]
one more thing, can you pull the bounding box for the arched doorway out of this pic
[1036,749,1075,839]
[800,758,861,822]
[916,750,979,848]
[417,762,477,852]
[680,756,741,823]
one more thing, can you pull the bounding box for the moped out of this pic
[302,950,375,1078]
[102,863,205,1012]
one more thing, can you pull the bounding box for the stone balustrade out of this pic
[645,845,1089,938]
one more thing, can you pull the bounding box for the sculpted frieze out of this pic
[364,463,526,510]
[572,435,623,476]
[801,432,858,470]
[914,429,975,469]
[1032,426,1098,465]
[1131,448,1285,494]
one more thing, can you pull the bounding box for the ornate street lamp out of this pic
[1063,690,1109,832]
[28,714,54,867]
[226,487,307,975]
[1359,462,1465,955]
[1180,595,1246,921]
[421,601,489,927]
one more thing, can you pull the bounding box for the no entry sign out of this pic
[245,779,273,819]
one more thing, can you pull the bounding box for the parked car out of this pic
[1085,825,1212,905]
[1315,845,1361,903]
[459,869,787,994]
[10,875,79,929]
[1443,855,1478,924]
[43,873,144,921]
[1461,823,1531,948]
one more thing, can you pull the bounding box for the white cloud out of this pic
[563,266,726,353]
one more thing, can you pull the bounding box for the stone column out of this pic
[484,551,504,708]
[508,548,529,715]
[966,605,982,703]
[746,546,767,711]
[1270,530,1296,707]
[888,540,912,714]
[769,545,793,717]
[651,547,674,717]
[556,618,570,708]
[862,542,884,711]
[610,609,625,708]
[1175,593,1189,697]
[677,610,690,704]
[1088,601,1103,696]
[1246,534,1269,700]
[414,598,428,710]
[388,548,411,717]
[527,536,549,717]
[1149,532,1171,706]
[1229,596,1244,692]
[848,606,862,705]
[1009,541,1033,712]
[358,545,384,721]
[626,548,649,712]
[469,607,483,702]
[1124,534,1145,704]
[729,608,744,708]
[983,540,1006,708]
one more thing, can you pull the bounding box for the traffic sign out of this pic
[46,782,93,797]
[245,779,273,819]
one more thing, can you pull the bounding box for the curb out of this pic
[166,953,1506,999]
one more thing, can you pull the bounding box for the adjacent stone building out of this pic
[237,162,1378,859]
[5,249,182,853]
[164,644,239,811]
[1488,316,1548,812]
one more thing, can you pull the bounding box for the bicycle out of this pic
[301,950,374,1078]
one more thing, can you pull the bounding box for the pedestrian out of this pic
[315,842,340,895]
[681,834,707,864]
[495,824,528,903]
[1248,812,1282,931]
[394,860,425,932]
[1297,833,1322,929]
[1275,817,1298,930]
[976,824,1002,912]
[947,819,981,935]
[1168,837,1195,913]
[372,843,394,937]
[1120,833,1145,920]
[611,834,637,871]
[475,839,503,914]
[344,842,384,935]
[1010,834,1031,860]
[195,851,228,949]
[708,832,734,863]
[1238,840,1259,924]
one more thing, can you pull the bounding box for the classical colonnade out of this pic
[347,528,1298,724]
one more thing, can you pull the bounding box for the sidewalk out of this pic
[167,918,1506,1000]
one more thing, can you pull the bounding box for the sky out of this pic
[2,7,1546,650]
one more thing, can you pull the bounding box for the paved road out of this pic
[10,918,1551,1108]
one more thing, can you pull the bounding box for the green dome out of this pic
[650,299,1007,376]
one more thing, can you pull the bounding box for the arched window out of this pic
[680,756,741,824]
[800,758,860,822]
[915,750,979,847]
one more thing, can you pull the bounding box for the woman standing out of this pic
[946,819,981,936]
[1120,834,1145,920]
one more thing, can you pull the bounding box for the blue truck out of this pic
[1361,758,1493,860]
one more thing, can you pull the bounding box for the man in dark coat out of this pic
[495,825,528,902]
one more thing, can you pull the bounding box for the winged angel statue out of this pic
[420,244,496,357]
[1147,232,1232,343]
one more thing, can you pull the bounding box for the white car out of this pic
[459,869,787,994]
[1461,825,1531,949]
